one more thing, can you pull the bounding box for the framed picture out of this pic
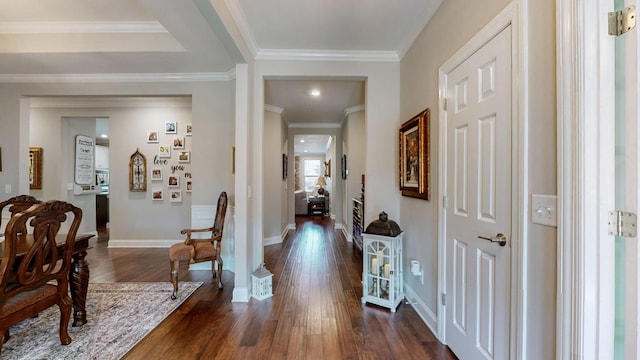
[147,131,159,143]
[168,175,180,188]
[152,188,164,201]
[165,121,177,134]
[170,190,182,203]
[159,145,171,158]
[341,154,347,180]
[178,151,190,163]
[399,108,430,200]
[186,124,192,136]
[0,146,2,172]
[282,153,288,179]
[173,137,184,149]
[186,181,192,193]
[324,159,331,178]
[29,147,43,189]
[151,168,163,181]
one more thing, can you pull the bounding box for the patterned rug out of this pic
[2,282,203,360]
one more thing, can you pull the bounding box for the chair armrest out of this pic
[180,227,214,235]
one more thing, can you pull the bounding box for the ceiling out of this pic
[0,0,442,135]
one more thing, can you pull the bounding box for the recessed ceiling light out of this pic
[300,139,305,143]
[100,134,108,138]
[310,89,321,97]
[304,149,308,153]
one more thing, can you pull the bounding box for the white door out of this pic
[444,26,512,360]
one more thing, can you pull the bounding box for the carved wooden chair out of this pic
[0,200,82,354]
[169,192,227,300]
[0,195,41,232]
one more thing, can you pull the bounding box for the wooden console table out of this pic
[308,196,327,215]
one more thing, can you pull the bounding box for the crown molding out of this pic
[223,0,259,57]
[288,123,341,129]
[344,104,365,117]
[29,96,192,108]
[256,49,399,62]
[264,104,284,114]
[0,21,167,34]
[0,71,235,83]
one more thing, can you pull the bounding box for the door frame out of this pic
[437,2,527,359]
[556,0,624,358]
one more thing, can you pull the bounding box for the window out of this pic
[303,158,322,192]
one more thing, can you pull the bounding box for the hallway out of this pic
[90,216,456,359]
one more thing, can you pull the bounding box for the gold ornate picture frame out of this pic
[399,108,430,200]
[29,147,43,189]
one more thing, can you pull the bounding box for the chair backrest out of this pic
[0,195,41,232]
[213,192,228,236]
[0,200,82,298]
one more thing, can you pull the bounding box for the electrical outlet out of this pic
[531,194,557,227]
[4,184,10,194]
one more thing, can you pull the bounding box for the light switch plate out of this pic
[4,184,10,194]
[531,194,557,227]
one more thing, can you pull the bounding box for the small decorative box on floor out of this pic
[252,264,273,300]
[362,212,403,312]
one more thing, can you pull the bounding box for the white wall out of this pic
[263,108,286,244]
[342,110,366,237]
[400,0,557,358]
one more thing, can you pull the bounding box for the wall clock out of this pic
[129,148,147,192]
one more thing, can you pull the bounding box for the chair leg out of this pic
[58,297,72,345]
[216,257,223,288]
[170,260,180,300]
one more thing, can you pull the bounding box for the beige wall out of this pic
[263,108,287,243]
[0,81,235,246]
[400,0,557,358]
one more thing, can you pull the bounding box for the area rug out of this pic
[2,282,203,360]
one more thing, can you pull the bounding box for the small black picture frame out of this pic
[282,153,288,179]
[341,154,347,179]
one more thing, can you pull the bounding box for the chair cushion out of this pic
[169,243,192,262]
[0,284,57,318]
[193,242,217,260]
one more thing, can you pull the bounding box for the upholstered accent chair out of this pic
[0,200,83,354]
[294,190,308,215]
[169,192,227,300]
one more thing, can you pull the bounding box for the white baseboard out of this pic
[342,228,351,242]
[288,223,296,230]
[232,287,250,302]
[264,235,282,246]
[404,285,440,342]
[334,221,343,230]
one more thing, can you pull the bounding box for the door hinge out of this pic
[443,98,448,111]
[609,5,637,36]
[608,211,637,237]
[441,293,446,306]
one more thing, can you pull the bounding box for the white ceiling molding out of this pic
[288,123,341,129]
[255,49,399,62]
[29,96,192,108]
[0,21,167,34]
[221,0,259,57]
[0,71,234,83]
[344,104,365,117]
[264,104,284,114]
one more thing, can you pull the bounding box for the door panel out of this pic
[445,25,512,360]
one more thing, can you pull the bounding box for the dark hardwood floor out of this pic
[90,217,457,359]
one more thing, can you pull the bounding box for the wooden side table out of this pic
[307,196,326,215]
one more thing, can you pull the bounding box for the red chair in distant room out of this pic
[169,192,227,300]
